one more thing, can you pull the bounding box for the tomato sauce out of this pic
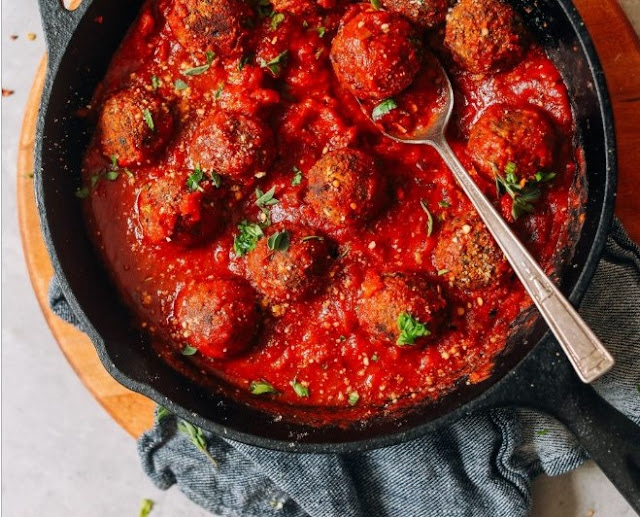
[80,0,583,418]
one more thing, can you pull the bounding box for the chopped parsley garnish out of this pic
[105,170,119,181]
[348,392,360,406]
[312,26,326,38]
[143,108,155,131]
[371,353,379,362]
[139,498,154,517]
[234,220,264,256]
[182,344,197,356]
[110,154,118,169]
[182,51,215,76]
[174,78,188,91]
[495,162,556,220]
[250,379,278,395]
[437,268,450,276]
[156,406,172,421]
[151,75,160,91]
[397,312,430,346]
[75,186,90,199]
[267,230,290,252]
[209,172,222,188]
[259,50,288,76]
[187,166,205,192]
[291,166,303,186]
[301,235,324,242]
[535,429,549,436]
[291,378,310,398]
[255,186,279,207]
[177,420,218,466]
[214,83,224,100]
[420,199,434,237]
[372,98,397,121]
[370,0,381,9]
[438,200,451,208]
[90,174,100,189]
[270,12,285,30]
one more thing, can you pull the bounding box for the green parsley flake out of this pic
[151,75,160,91]
[105,170,119,181]
[372,98,397,121]
[174,78,188,91]
[370,0,381,9]
[182,344,197,356]
[75,186,90,199]
[139,498,154,517]
[420,199,434,237]
[313,26,326,38]
[187,167,205,192]
[495,163,555,220]
[234,220,264,256]
[209,171,222,188]
[348,392,360,406]
[437,269,450,276]
[177,420,218,466]
[255,186,279,208]
[157,406,172,421]
[143,108,155,131]
[259,50,288,76]
[182,51,215,76]
[291,166,303,186]
[270,12,285,30]
[438,200,451,208]
[291,378,310,398]
[535,429,549,436]
[250,379,278,395]
[267,230,290,252]
[397,312,430,346]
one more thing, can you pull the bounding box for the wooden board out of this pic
[17,0,640,439]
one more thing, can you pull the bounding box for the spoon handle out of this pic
[433,137,614,383]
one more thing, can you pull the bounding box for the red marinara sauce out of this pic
[80,0,583,417]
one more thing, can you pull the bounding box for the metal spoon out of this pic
[360,59,614,383]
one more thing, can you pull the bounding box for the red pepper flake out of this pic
[9,34,18,40]
[2,89,15,97]
[94,16,104,24]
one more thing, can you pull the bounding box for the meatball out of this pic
[330,9,422,100]
[433,216,508,290]
[468,104,557,181]
[444,0,527,74]
[137,171,222,246]
[381,0,449,29]
[174,278,260,358]
[166,0,254,57]
[357,272,446,345]
[270,0,316,15]
[99,89,174,166]
[246,227,334,301]
[306,148,386,228]
[190,111,276,178]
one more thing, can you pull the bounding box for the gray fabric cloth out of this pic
[49,220,640,517]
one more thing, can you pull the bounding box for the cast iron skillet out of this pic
[35,0,640,510]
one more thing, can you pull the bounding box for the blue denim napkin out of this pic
[49,220,640,517]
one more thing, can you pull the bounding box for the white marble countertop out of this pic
[2,1,639,515]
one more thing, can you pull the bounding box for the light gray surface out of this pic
[1,1,638,516]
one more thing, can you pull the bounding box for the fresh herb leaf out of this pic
[90,174,100,189]
[338,246,350,259]
[234,220,264,256]
[151,75,160,91]
[214,83,224,100]
[438,200,450,208]
[187,166,205,192]
[259,50,288,76]
[291,378,310,398]
[437,268,450,276]
[182,52,215,76]
[143,108,155,131]
[504,161,517,176]
[105,170,119,181]
[348,392,360,406]
[535,170,556,182]
[182,344,197,356]
[270,12,285,30]
[157,406,172,421]
[178,420,218,466]
[371,353,379,362]
[139,498,154,517]
[397,312,430,346]
[75,186,90,199]
[313,26,326,38]
[372,98,397,121]
[535,429,549,436]
[174,78,189,91]
[209,171,222,188]
[301,235,324,242]
[370,0,381,9]
[291,166,303,186]
[250,379,278,395]
[420,200,434,237]
[110,154,118,169]
[267,230,291,252]
[124,169,135,180]
[255,186,279,207]
[238,55,252,71]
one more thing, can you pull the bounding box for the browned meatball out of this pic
[174,278,260,359]
[166,0,254,57]
[137,171,222,246]
[444,0,527,74]
[306,148,386,228]
[357,272,446,345]
[330,8,422,100]
[246,227,334,301]
[381,0,450,29]
[99,89,174,166]
[433,216,508,290]
[190,111,276,178]
[271,0,317,15]
[468,104,557,181]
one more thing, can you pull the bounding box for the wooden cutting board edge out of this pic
[17,0,640,439]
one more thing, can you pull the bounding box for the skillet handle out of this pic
[37,0,88,66]
[491,338,640,512]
